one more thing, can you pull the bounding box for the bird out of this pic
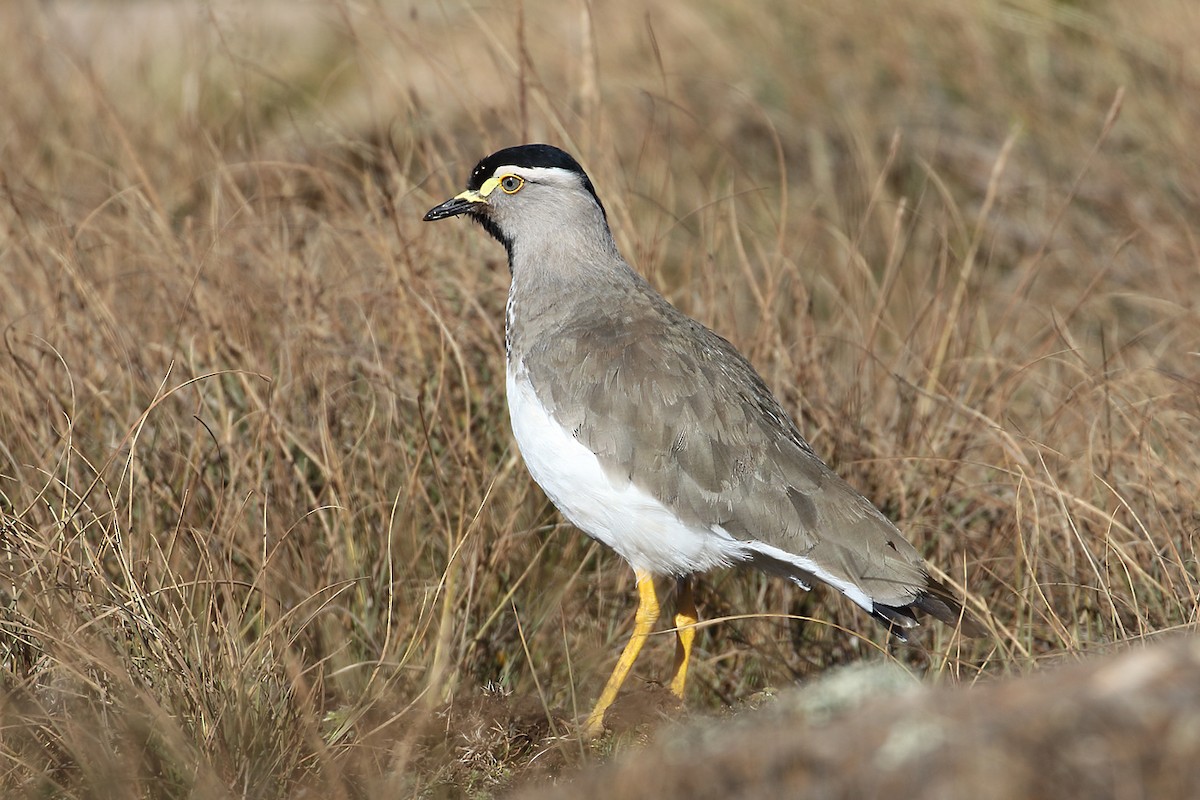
[423,143,979,736]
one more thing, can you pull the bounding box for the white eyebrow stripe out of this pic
[488,164,581,187]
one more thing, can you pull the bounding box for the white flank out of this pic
[506,361,893,619]
[507,363,747,576]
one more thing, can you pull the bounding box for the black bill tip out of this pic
[423,196,481,222]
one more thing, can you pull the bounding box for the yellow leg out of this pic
[584,569,659,737]
[669,576,697,698]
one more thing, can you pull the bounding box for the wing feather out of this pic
[524,289,969,624]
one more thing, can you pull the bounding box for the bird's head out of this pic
[423,144,609,264]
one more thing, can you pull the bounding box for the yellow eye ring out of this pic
[499,175,524,194]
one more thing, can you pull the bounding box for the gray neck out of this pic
[504,199,643,361]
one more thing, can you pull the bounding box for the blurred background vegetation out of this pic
[0,0,1196,796]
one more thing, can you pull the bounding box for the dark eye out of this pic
[500,175,524,194]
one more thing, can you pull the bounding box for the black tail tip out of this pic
[873,579,985,640]
[912,579,986,637]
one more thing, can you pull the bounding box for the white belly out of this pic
[506,361,748,576]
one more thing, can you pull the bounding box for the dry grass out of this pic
[1,0,1197,796]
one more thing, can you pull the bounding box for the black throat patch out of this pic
[464,144,606,273]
